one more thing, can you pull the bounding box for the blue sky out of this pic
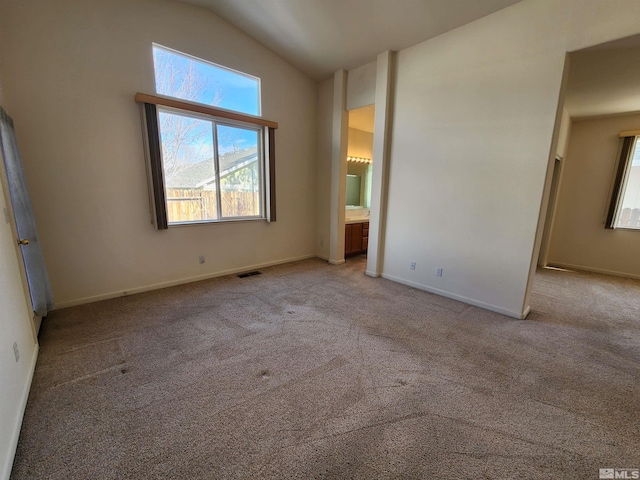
[217,125,258,155]
[153,45,260,116]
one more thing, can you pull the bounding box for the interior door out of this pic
[0,106,53,329]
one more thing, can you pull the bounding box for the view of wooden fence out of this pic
[166,189,260,222]
[618,207,640,228]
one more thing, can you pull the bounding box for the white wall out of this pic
[346,61,376,111]
[566,46,640,118]
[380,0,640,318]
[347,128,373,159]
[0,0,318,307]
[556,108,572,159]
[316,78,333,260]
[328,70,349,264]
[0,164,38,480]
[547,113,640,278]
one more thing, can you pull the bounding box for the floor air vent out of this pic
[238,271,262,279]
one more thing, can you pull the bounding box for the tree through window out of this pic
[152,44,260,115]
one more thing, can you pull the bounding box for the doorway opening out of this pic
[538,156,562,267]
[532,33,640,321]
[344,104,374,265]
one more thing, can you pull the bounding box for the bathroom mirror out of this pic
[346,174,361,206]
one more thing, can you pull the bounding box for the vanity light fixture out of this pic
[347,156,372,164]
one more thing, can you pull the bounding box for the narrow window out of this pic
[152,44,260,116]
[607,135,640,230]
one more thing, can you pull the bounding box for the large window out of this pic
[607,135,640,229]
[138,46,276,228]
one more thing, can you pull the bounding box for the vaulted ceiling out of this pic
[179,0,524,80]
[177,0,640,119]
[566,34,640,118]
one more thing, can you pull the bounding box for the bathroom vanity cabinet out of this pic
[345,221,369,256]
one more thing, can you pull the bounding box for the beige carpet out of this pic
[10,257,640,479]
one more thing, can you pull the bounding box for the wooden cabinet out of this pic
[345,221,369,256]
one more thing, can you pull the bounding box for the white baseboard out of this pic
[545,262,640,281]
[54,254,317,310]
[381,273,529,320]
[365,270,380,278]
[328,259,346,265]
[2,343,38,480]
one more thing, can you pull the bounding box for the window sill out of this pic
[611,226,640,231]
[167,217,266,228]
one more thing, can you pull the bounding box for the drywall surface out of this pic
[566,47,640,118]
[382,0,640,317]
[346,61,376,111]
[347,128,373,159]
[0,174,37,480]
[366,51,395,278]
[316,78,333,260]
[329,70,348,264]
[547,113,640,278]
[556,108,571,159]
[0,0,318,307]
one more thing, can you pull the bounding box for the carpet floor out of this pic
[10,257,640,479]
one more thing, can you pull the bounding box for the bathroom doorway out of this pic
[345,105,374,265]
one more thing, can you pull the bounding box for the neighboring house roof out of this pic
[165,146,258,189]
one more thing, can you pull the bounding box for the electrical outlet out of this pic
[13,342,19,362]
[410,262,416,270]
[436,267,443,277]
[199,255,205,264]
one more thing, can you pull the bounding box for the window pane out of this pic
[616,139,640,229]
[153,45,260,116]
[217,125,261,218]
[158,110,218,223]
